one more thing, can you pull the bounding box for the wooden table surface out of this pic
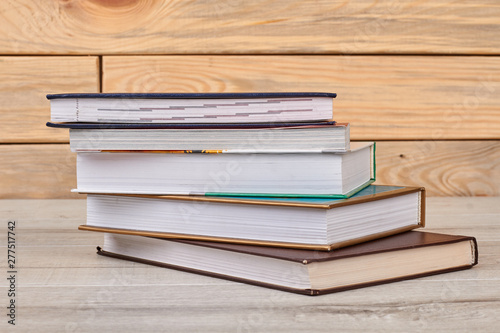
[1,197,499,332]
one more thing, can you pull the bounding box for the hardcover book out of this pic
[74,141,375,197]
[47,122,350,152]
[79,185,425,251]
[47,92,336,124]
[97,231,478,296]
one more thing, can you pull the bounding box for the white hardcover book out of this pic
[75,142,375,198]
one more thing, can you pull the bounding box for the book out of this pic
[79,185,425,250]
[47,92,336,124]
[46,122,350,152]
[74,141,375,197]
[97,231,478,296]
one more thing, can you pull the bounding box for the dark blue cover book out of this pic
[46,92,337,100]
[47,92,337,124]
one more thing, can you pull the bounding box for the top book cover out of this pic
[46,92,337,124]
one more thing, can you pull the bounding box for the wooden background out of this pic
[0,0,499,198]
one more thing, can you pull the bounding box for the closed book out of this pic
[49,122,350,152]
[79,185,425,251]
[97,231,478,296]
[47,92,336,124]
[74,141,375,197]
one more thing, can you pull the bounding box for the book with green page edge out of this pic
[186,140,373,199]
[74,142,375,198]
[206,147,375,199]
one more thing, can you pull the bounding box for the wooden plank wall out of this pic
[0,0,499,198]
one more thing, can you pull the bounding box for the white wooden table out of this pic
[0,197,499,332]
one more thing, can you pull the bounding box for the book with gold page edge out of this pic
[79,185,425,251]
[96,231,478,296]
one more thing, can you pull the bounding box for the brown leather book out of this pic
[80,185,425,251]
[97,231,478,296]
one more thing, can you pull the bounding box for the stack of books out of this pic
[47,92,477,296]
